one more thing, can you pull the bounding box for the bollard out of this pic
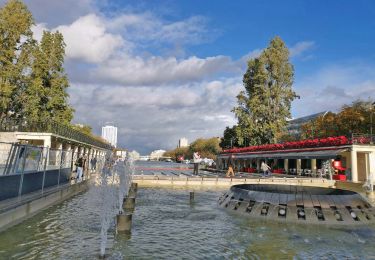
[131,182,138,192]
[190,191,194,202]
[128,189,136,198]
[123,197,136,211]
[366,191,375,199]
[128,182,138,198]
[116,213,132,233]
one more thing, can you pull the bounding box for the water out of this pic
[1,161,375,259]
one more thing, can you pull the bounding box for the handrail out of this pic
[0,119,112,150]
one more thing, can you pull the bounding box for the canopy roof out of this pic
[218,148,349,160]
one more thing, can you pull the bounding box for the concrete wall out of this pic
[0,181,88,232]
[0,132,17,143]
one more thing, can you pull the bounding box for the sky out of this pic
[3,0,375,154]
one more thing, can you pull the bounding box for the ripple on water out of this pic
[1,187,375,259]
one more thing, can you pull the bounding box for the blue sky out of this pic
[2,0,375,154]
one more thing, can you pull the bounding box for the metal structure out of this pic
[0,119,112,150]
[0,142,92,201]
[219,184,375,225]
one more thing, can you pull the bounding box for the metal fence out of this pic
[0,142,99,201]
[351,133,375,144]
[0,119,112,150]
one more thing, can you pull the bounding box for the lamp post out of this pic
[322,111,329,137]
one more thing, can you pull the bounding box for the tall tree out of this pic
[0,0,34,122]
[23,31,74,123]
[233,36,298,145]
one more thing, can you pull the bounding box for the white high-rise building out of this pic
[101,124,118,147]
[178,137,188,148]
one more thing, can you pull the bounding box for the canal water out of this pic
[0,161,375,259]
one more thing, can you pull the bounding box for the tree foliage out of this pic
[0,0,34,121]
[232,36,298,146]
[164,137,222,160]
[0,0,73,124]
[219,126,239,149]
[301,100,375,138]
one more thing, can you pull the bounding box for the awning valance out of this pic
[218,148,348,160]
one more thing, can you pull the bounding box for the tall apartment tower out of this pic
[178,137,188,148]
[101,124,118,147]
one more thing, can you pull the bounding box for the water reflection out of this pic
[0,173,375,258]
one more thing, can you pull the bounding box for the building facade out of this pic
[217,135,375,184]
[102,125,118,148]
[178,138,188,148]
[287,111,328,137]
[150,149,166,160]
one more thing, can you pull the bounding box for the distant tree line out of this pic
[164,137,221,160]
[300,100,375,139]
[0,0,73,125]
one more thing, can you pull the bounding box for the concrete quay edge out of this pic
[133,176,336,189]
[0,181,89,232]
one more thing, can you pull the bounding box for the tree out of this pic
[163,147,190,161]
[72,124,93,135]
[0,0,34,122]
[219,126,239,149]
[0,0,74,125]
[301,100,375,138]
[233,36,298,145]
[164,137,222,160]
[22,31,74,124]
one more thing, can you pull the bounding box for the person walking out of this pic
[226,164,235,178]
[226,155,235,177]
[90,157,97,172]
[193,152,201,175]
[261,161,271,177]
[75,156,84,182]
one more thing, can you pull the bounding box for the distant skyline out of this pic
[3,0,374,153]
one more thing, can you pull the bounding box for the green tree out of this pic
[233,36,298,145]
[22,31,74,123]
[0,0,34,122]
[219,126,239,149]
[189,137,221,159]
[164,137,222,160]
[163,147,190,161]
[72,124,93,135]
[301,100,375,138]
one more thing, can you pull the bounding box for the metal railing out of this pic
[0,142,104,201]
[351,133,375,145]
[0,119,113,150]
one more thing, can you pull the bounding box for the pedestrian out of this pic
[75,156,84,182]
[226,164,235,178]
[261,161,271,177]
[226,155,235,177]
[193,151,201,175]
[90,157,97,172]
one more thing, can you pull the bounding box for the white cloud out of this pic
[69,78,241,153]
[92,54,234,85]
[106,13,211,45]
[31,23,47,42]
[290,41,315,57]
[55,14,124,63]
[292,63,375,117]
